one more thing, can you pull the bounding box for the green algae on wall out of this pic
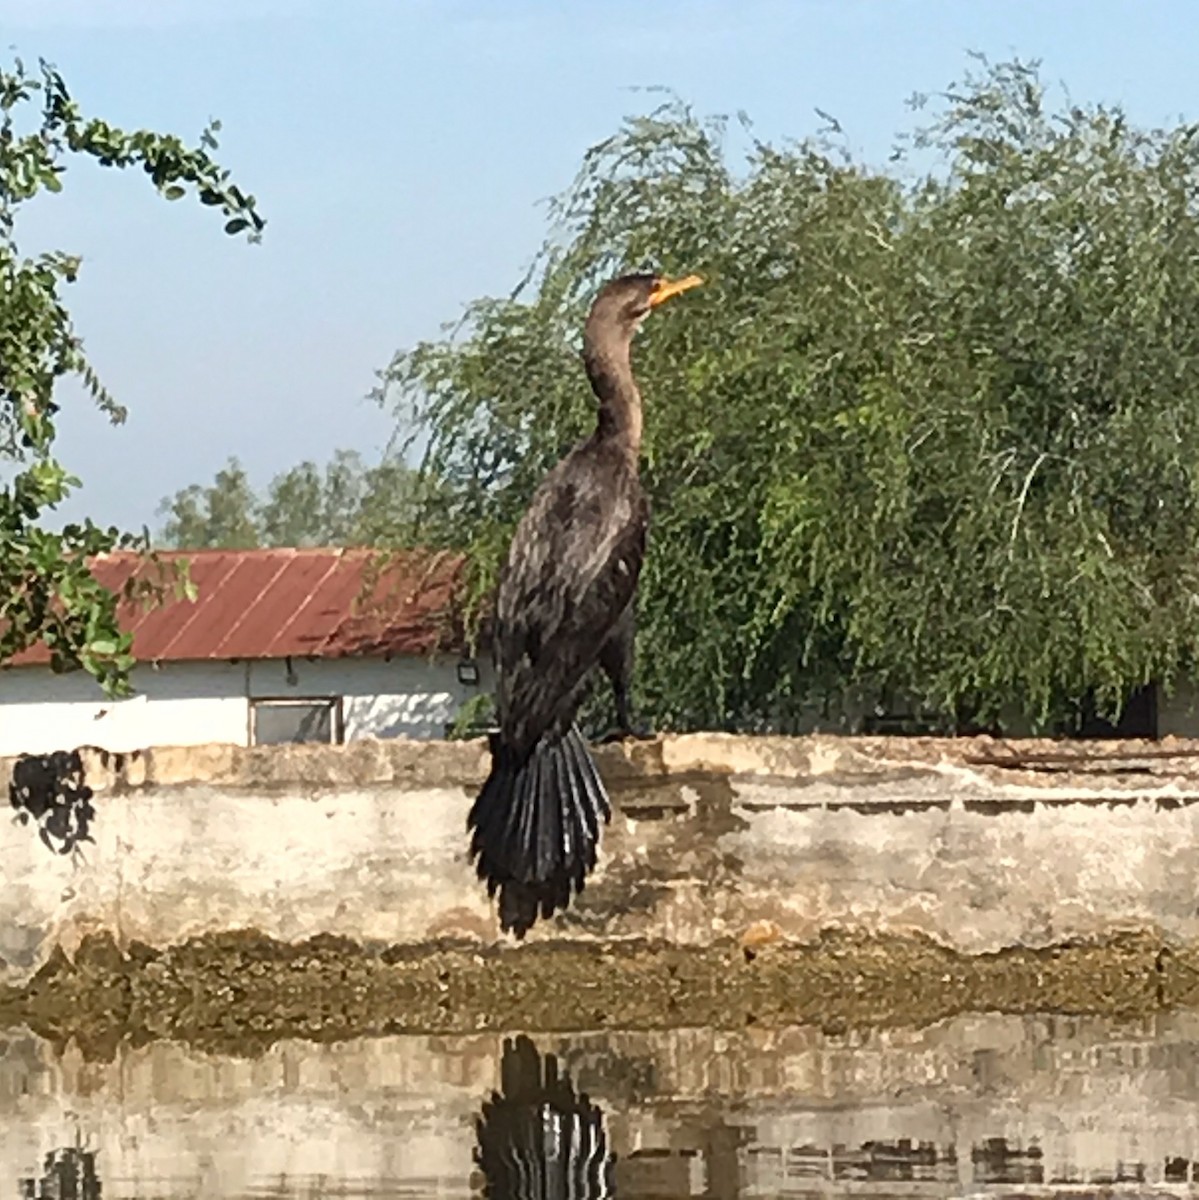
[2,927,1192,1061]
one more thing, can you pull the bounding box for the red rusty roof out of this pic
[9,547,469,666]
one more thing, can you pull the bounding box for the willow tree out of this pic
[378,56,1199,733]
[0,58,263,695]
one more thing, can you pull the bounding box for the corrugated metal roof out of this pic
[9,547,468,666]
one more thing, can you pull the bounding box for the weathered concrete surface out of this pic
[6,733,1199,1022]
[8,1013,1199,1194]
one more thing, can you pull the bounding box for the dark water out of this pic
[6,1012,1199,1198]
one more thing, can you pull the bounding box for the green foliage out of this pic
[0,56,264,697]
[377,56,1199,733]
[157,458,261,550]
[446,690,496,740]
[157,449,418,549]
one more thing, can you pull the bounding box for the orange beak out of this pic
[647,273,704,308]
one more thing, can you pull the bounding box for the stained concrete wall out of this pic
[7,1014,1199,1194]
[5,734,1199,987]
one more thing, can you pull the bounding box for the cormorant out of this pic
[468,271,704,937]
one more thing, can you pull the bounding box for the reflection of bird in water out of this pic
[475,1034,615,1199]
[469,272,704,938]
[20,1143,102,1200]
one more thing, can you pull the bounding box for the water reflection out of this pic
[19,1144,102,1200]
[7,1013,1199,1197]
[476,1036,614,1198]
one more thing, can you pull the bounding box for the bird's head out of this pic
[587,271,704,341]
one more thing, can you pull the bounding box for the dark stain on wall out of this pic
[9,751,96,856]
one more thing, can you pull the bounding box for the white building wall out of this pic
[0,660,248,757]
[0,654,492,757]
[244,656,491,742]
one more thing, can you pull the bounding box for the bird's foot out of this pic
[597,725,656,745]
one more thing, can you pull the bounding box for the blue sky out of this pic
[3,0,1198,533]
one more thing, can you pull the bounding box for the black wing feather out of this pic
[494,442,647,754]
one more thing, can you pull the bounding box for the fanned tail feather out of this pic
[468,724,611,937]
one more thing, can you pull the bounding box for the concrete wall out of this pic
[6,1013,1199,1195]
[0,655,492,755]
[6,733,1199,985]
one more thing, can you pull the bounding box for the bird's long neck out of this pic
[582,325,642,461]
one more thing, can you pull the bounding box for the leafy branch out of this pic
[0,56,265,696]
